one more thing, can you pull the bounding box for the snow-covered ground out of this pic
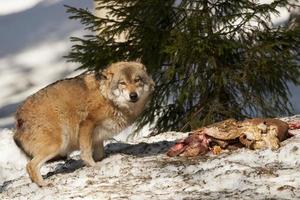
[0,129,28,186]
[0,0,93,129]
[0,118,300,199]
[0,0,43,16]
[0,1,299,199]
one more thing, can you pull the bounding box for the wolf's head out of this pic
[99,62,155,110]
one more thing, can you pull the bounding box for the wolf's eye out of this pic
[119,81,126,85]
[134,77,141,83]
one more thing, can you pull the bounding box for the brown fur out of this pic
[13,61,154,186]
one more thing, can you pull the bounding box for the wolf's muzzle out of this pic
[129,92,138,102]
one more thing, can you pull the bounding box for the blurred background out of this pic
[0,0,93,128]
[0,0,299,129]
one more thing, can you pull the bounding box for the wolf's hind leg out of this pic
[27,144,60,187]
[93,140,105,161]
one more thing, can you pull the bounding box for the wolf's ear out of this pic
[96,69,113,81]
[138,64,147,72]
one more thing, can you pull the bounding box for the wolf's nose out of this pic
[129,92,138,102]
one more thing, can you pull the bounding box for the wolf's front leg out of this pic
[79,120,96,167]
[93,140,105,161]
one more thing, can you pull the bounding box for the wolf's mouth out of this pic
[129,99,138,103]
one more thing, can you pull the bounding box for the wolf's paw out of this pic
[81,153,97,167]
[36,180,54,187]
[93,152,106,162]
[83,159,96,167]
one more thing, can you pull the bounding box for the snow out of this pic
[0,1,300,198]
[1,124,300,199]
[0,0,93,128]
[0,0,299,129]
[0,0,43,16]
[0,129,27,186]
[259,0,291,25]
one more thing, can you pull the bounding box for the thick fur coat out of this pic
[14,61,155,186]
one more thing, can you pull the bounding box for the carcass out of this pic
[167,118,293,157]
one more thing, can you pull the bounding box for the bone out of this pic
[243,118,289,141]
[239,134,254,149]
[167,118,291,157]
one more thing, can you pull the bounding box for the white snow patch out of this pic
[0,0,44,16]
[0,129,27,186]
[0,36,82,107]
[0,127,300,199]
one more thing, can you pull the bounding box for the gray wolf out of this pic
[13,61,155,186]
